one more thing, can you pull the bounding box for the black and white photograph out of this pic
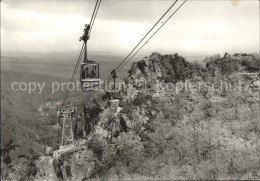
[1,0,260,180]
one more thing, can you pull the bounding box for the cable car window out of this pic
[81,63,99,80]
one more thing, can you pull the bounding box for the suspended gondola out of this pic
[80,60,100,91]
[107,89,120,107]
[106,70,120,108]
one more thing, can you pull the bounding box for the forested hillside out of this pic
[1,71,64,165]
[82,52,260,180]
[3,52,260,180]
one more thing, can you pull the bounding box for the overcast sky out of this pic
[1,0,259,56]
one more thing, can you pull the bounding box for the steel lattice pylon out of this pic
[61,110,74,146]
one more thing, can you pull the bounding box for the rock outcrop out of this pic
[35,157,57,181]
[125,52,210,90]
[52,145,96,181]
[125,52,260,93]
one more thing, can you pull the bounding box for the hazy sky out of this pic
[1,0,259,56]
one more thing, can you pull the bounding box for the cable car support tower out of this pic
[59,108,76,148]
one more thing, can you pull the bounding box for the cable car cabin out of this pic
[107,89,120,108]
[80,61,100,91]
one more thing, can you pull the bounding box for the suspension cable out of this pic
[89,0,102,35]
[106,0,186,83]
[116,0,188,73]
[62,0,101,106]
[62,43,85,106]
[75,0,188,107]
[89,0,99,30]
[112,0,178,73]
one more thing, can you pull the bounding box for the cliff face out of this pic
[126,52,208,85]
[126,52,260,87]
[52,147,96,181]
